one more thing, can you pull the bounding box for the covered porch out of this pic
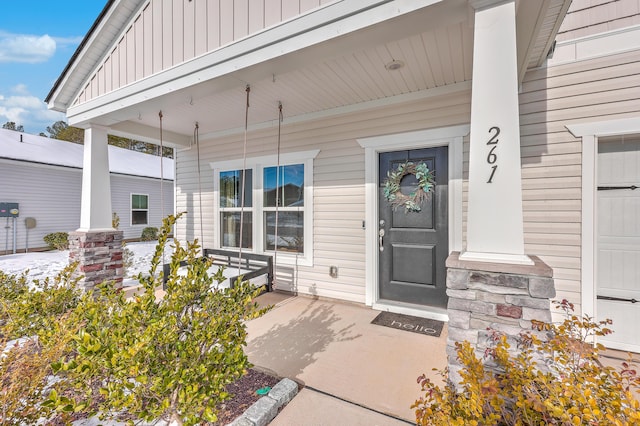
[46,0,570,316]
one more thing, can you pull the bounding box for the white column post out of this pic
[461,0,532,265]
[79,125,114,231]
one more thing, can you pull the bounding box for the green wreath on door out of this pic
[383,161,435,213]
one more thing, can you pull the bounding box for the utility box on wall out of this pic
[0,203,19,217]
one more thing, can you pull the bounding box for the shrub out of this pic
[0,266,83,425]
[112,212,120,229]
[1,213,270,424]
[45,213,270,425]
[413,300,640,425]
[122,245,134,274]
[43,232,69,250]
[140,226,158,241]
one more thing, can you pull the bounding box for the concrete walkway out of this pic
[246,293,448,424]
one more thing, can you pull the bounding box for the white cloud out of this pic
[11,84,29,95]
[0,88,65,133]
[0,31,56,63]
[52,36,84,47]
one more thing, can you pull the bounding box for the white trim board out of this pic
[357,124,469,319]
[566,117,640,325]
[547,24,640,67]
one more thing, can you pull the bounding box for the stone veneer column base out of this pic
[69,230,124,291]
[445,251,555,384]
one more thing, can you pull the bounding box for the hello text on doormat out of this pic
[371,311,444,337]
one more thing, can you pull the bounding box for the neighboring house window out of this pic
[131,194,149,225]
[212,150,318,266]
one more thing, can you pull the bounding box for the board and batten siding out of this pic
[74,0,334,106]
[175,90,472,303]
[517,47,640,313]
[110,174,175,240]
[556,0,640,42]
[0,160,175,252]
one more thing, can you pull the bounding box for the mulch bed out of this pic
[45,368,281,425]
[213,368,281,425]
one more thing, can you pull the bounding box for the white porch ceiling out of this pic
[150,20,473,141]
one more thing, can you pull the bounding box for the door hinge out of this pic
[597,295,638,304]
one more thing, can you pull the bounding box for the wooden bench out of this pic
[162,248,273,292]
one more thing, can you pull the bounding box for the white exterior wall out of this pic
[0,160,174,252]
[518,48,640,313]
[556,0,640,42]
[174,42,640,310]
[175,90,472,303]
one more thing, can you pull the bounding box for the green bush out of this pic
[413,300,640,425]
[0,214,271,424]
[140,226,158,241]
[112,212,120,229]
[0,266,82,424]
[43,232,69,250]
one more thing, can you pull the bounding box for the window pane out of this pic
[132,210,148,225]
[132,194,148,209]
[264,211,303,253]
[263,164,304,207]
[220,170,252,208]
[221,212,252,249]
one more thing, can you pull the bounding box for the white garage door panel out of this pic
[598,300,640,352]
[598,248,640,297]
[597,136,640,352]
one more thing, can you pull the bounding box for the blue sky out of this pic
[0,1,106,134]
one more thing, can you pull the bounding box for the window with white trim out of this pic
[131,194,149,225]
[219,169,252,249]
[212,150,318,266]
[263,164,304,253]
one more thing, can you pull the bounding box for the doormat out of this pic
[371,312,444,337]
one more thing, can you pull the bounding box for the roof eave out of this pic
[45,0,116,106]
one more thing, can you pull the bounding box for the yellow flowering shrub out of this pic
[413,300,640,425]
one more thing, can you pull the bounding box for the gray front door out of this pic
[378,147,448,308]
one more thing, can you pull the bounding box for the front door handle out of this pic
[379,228,385,252]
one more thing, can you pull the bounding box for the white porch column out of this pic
[79,125,113,231]
[461,0,532,265]
[71,125,123,290]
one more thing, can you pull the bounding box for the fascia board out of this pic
[48,0,145,111]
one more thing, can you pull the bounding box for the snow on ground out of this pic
[0,240,174,286]
[0,240,264,290]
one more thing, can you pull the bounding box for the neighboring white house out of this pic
[0,128,174,253]
[44,0,640,352]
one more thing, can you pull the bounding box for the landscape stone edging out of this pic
[227,378,299,426]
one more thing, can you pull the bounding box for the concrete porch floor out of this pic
[246,292,448,425]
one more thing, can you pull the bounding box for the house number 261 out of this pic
[486,126,500,183]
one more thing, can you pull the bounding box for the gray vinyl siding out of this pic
[518,48,640,312]
[0,161,81,253]
[175,91,472,303]
[109,174,174,240]
[0,160,174,253]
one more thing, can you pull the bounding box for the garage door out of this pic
[597,135,640,353]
